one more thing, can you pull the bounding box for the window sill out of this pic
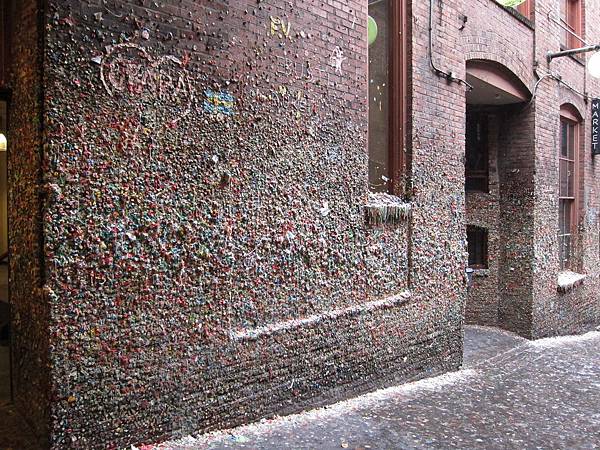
[557,271,586,293]
[364,193,411,226]
[470,267,490,277]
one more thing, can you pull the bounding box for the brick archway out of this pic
[461,33,534,91]
[463,55,535,335]
[466,59,532,105]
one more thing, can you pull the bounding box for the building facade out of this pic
[1,0,599,448]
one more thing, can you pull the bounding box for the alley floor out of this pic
[149,326,600,450]
[2,325,600,450]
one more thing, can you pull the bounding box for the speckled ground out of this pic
[0,340,42,450]
[462,325,528,367]
[3,326,600,450]
[0,345,9,402]
[149,326,600,450]
[0,400,41,450]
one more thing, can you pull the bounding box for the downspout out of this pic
[428,0,473,90]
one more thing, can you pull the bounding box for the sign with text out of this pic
[593,98,600,155]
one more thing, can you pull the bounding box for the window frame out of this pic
[516,0,533,20]
[558,110,581,271]
[367,0,408,196]
[465,111,489,193]
[560,0,583,50]
[467,225,489,270]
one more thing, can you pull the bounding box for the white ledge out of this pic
[557,271,586,293]
[472,268,490,277]
[364,193,411,226]
[230,291,412,342]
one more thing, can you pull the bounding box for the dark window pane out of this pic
[465,112,489,193]
[467,225,488,268]
[563,200,572,232]
[561,121,568,157]
[368,0,390,193]
[564,234,571,268]
[568,160,574,197]
[560,0,568,47]
[568,123,575,159]
[559,119,576,198]
[560,201,565,234]
[558,198,573,270]
[559,234,565,269]
[559,159,569,197]
[559,200,565,235]
[562,0,582,49]
[466,177,488,192]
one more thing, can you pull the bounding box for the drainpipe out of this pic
[428,0,473,90]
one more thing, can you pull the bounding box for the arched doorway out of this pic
[464,59,535,336]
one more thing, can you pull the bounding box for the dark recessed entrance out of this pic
[464,59,533,334]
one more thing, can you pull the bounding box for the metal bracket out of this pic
[547,44,600,63]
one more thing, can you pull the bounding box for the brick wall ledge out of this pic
[557,271,586,293]
[230,291,412,342]
[364,192,411,226]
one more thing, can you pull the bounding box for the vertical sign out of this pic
[593,98,600,155]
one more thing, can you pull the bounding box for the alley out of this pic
[147,326,600,450]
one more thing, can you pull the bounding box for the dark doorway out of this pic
[0,0,12,404]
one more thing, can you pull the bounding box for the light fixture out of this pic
[589,51,600,79]
[368,16,378,46]
[498,0,525,6]
[0,134,6,152]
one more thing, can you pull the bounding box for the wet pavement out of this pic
[462,325,527,367]
[3,325,600,450]
[150,326,600,450]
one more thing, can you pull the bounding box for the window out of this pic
[467,225,488,269]
[368,0,406,194]
[558,115,579,270]
[465,111,489,193]
[560,0,583,50]
[516,0,533,20]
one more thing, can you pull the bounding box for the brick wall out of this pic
[409,0,467,344]
[532,0,600,338]
[36,0,462,448]
[458,0,600,338]
[497,102,535,337]
[461,1,534,86]
[457,0,536,333]
[9,0,600,447]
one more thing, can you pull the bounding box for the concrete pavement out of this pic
[2,325,600,450]
[149,326,600,450]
